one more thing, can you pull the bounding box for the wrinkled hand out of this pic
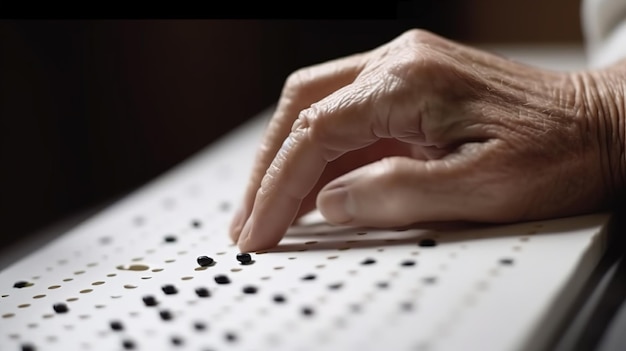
[230,29,624,252]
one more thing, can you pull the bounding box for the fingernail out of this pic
[318,187,353,224]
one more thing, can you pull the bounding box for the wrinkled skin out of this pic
[229,29,626,252]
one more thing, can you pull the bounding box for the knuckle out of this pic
[400,28,440,47]
[284,68,314,94]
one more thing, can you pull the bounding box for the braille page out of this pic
[0,46,609,351]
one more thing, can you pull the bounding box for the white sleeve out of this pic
[582,0,626,68]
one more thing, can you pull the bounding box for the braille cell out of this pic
[110,320,124,331]
[142,295,158,306]
[361,258,376,265]
[236,252,252,264]
[242,285,258,294]
[122,339,136,350]
[13,281,30,288]
[214,274,231,284]
[162,284,178,295]
[160,309,173,321]
[197,256,214,267]
[418,238,437,247]
[273,294,287,303]
[164,235,177,243]
[301,274,316,281]
[195,287,211,297]
[53,303,69,313]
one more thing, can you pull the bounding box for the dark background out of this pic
[0,0,583,250]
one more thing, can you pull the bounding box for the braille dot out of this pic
[242,285,258,294]
[194,321,207,331]
[196,256,214,267]
[301,307,314,317]
[273,294,286,303]
[152,268,164,272]
[236,253,252,264]
[107,273,117,277]
[80,289,93,294]
[2,313,15,318]
[328,282,343,290]
[162,284,178,295]
[48,285,61,290]
[53,303,68,313]
[74,270,85,275]
[423,277,437,285]
[361,258,376,265]
[225,332,237,342]
[21,344,36,351]
[1,294,9,298]
[14,281,31,288]
[500,258,514,265]
[164,235,177,243]
[401,260,416,267]
[377,281,390,289]
[87,262,98,267]
[195,287,211,297]
[124,285,137,289]
[122,339,136,350]
[63,278,73,282]
[110,320,124,331]
[418,238,437,247]
[191,220,202,228]
[401,302,414,311]
[214,275,230,284]
[171,336,184,346]
[92,281,105,286]
[301,274,316,281]
[160,310,173,321]
[66,298,78,302]
[142,295,158,306]
[327,256,338,260]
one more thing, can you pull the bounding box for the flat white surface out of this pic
[0,45,610,351]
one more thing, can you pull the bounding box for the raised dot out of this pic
[161,284,178,295]
[328,282,343,290]
[152,268,164,272]
[92,281,105,286]
[214,275,231,284]
[87,262,98,267]
[273,294,286,303]
[2,294,9,298]
[124,285,137,289]
[74,270,85,275]
[164,235,177,243]
[62,278,73,282]
[141,276,152,280]
[230,268,242,272]
[236,253,253,264]
[301,274,316,281]
[171,336,184,346]
[401,260,416,267]
[142,295,158,306]
[110,320,124,331]
[288,257,296,260]
[33,295,46,299]
[194,267,207,271]
[327,256,338,260]
[160,309,173,321]
[242,285,258,294]
[122,339,136,349]
[197,256,214,267]
[301,306,314,317]
[195,287,210,298]
[361,258,376,265]
[21,344,36,351]
[95,304,106,309]
[27,323,38,328]
[193,321,207,331]
[225,332,237,342]
[423,277,437,284]
[165,259,176,263]
[418,238,437,247]
[107,273,117,277]
[191,220,202,228]
[500,258,515,265]
[80,289,93,294]
[181,276,193,281]
[66,298,79,302]
[48,285,61,290]
[3,313,15,318]
[13,281,32,288]
[53,303,69,313]
[377,282,389,289]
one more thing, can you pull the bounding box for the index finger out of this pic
[229,53,366,243]
[237,76,390,251]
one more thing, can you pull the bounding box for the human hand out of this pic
[230,29,626,252]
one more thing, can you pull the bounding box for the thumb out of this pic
[316,156,482,227]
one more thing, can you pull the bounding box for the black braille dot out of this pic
[401,260,416,267]
[164,235,177,243]
[418,238,437,247]
[423,276,437,285]
[197,256,214,267]
[21,343,36,351]
[142,295,158,306]
[377,282,389,289]
[225,332,237,342]
[110,320,124,331]
[159,309,173,321]
[122,339,135,350]
[328,282,343,290]
[301,306,314,317]
[195,287,211,298]
[53,303,68,313]
[194,321,207,331]
[236,253,252,264]
[161,284,178,295]
[13,281,29,288]
[192,220,202,228]
[500,258,514,265]
[214,275,230,284]
[273,294,286,303]
[361,258,376,265]
[171,336,184,346]
[301,274,316,281]
[242,285,258,294]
